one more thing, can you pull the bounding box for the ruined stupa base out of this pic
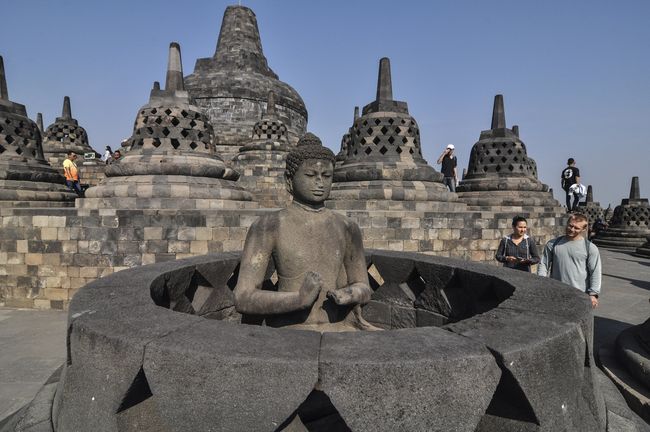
[594,228,650,250]
[457,190,561,208]
[80,175,257,210]
[635,238,650,257]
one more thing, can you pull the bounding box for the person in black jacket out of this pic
[561,158,581,212]
[495,216,540,272]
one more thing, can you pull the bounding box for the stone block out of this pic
[16,240,28,253]
[319,327,501,432]
[143,321,320,432]
[25,253,43,265]
[445,307,602,431]
[144,227,163,240]
[167,241,189,254]
[41,227,58,240]
[190,241,208,254]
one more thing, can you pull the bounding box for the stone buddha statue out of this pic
[234,133,377,332]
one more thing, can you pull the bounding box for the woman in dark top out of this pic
[495,216,540,272]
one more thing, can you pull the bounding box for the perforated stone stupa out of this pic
[328,58,460,212]
[42,96,99,166]
[594,177,650,249]
[577,185,604,224]
[0,56,76,207]
[185,5,307,160]
[82,43,255,210]
[457,95,559,209]
[231,91,292,207]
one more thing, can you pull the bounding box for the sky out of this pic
[1,0,649,208]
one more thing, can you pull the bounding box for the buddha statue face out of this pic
[289,158,333,206]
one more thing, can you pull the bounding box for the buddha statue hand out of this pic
[327,286,356,306]
[299,271,322,309]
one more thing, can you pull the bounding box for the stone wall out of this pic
[0,207,269,309]
[0,205,565,310]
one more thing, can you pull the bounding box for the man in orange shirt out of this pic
[63,151,83,197]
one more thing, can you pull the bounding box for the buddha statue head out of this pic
[285,133,335,207]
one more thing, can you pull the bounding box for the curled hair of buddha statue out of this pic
[285,132,335,179]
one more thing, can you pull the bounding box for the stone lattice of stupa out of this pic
[457,95,559,209]
[0,56,76,207]
[231,91,292,208]
[328,57,461,212]
[594,176,650,249]
[185,5,307,160]
[82,43,255,210]
[577,185,604,224]
[42,96,100,167]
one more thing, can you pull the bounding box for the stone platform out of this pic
[1,250,648,431]
[0,252,613,431]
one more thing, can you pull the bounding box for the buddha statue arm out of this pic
[327,222,373,306]
[234,218,321,315]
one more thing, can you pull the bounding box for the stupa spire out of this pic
[353,106,359,121]
[491,94,506,129]
[376,57,393,101]
[512,125,519,137]
[62,96,72,120]
[36,113,44,132]
[265,91,276,117]
[0,56,8,100]
[630,176,641,200]
[586,185,594,203]
[165,42,185,91]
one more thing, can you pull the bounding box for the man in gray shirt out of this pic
[537,213,602,308]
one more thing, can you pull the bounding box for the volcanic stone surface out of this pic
[184,5,307,160]
[328,58,462,213]
[594,176,650,249]
[27,249,619,432]
[82,43,255,210]
[456,95,560,209]
[0,56,76,208]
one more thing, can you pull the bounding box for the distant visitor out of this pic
[561,157,581,212]
[437,144,457,192]
[63,151,83,197]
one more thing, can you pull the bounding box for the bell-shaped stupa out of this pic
[184,5,307,160]
[457,95,559,208]
[0,56,76,207]
[328,58,460,212]
[594,177,649,249]
[42,96,99,166]
[82,43,255,210]
[577,185,604,224]
[231,91,292,207]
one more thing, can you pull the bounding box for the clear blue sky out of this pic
[2,0,649,208]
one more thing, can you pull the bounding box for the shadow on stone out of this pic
[275,390,352,432]
[482,366,539,425]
